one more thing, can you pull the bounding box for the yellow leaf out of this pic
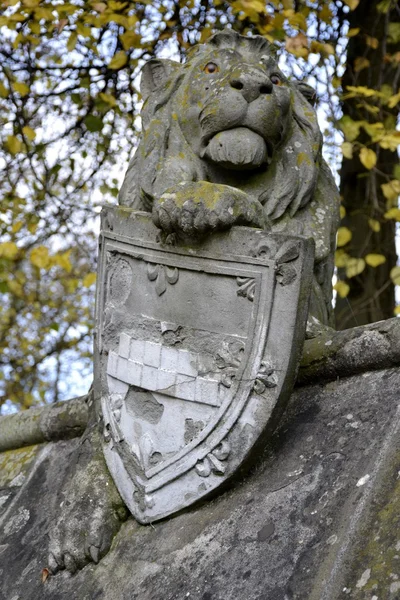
[8,279,23,297]
[341,142,353,159]
[11,220,23,233]
[30,246,50,269]
[384,208,400,220]
[67,32,77,52]
[334,280,350,298]
[0,82,8,98]
[354,57,370,72]
[335,250,350,268]
[54,250,72,273]
[381,181,400,203]
[347,27,360,37]
[359,147,377,170]
[340,116,361,142]
[365,253,386,267]
[337,226,352,247]
[120,30,140,51]
[108,51,128,70]
[394,306,400,315]
[0,241,19,260]
[13,82,30,96]
[340,205,346,219]
[83,272,97,287]
[6,135,22,155]
[344,0,360,9]
[366,36,379,49]
[390,266,400,285]
[346,85,376,97]
[22,126,36,141]
[99,92,117,107]
[368,218,381,232]
[319,5,332,23]
[387,92,400,109]
[346,258,365,278]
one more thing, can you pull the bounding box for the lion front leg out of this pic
[152,181,265,238]
[47,398,128,574]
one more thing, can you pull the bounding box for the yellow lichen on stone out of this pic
[0,444,40,487]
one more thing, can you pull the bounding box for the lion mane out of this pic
[119,29,340,325]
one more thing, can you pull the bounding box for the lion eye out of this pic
[271,74,282,85]
[204,62,219,74]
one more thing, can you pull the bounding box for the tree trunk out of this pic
[335,0,399,330]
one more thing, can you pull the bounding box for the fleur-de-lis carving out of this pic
[236,276,256,301]
[253,360,278,394]
[147,263,179,296]
[195,441,230,477]
[215,341,244,388]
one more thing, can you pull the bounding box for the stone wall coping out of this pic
[1,317,399,452]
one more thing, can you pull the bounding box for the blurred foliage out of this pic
[0,0,399,410]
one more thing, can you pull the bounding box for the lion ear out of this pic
[140,59,180,101]
[294,81,317,106]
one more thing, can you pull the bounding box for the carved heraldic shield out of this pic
[95,209,314,523]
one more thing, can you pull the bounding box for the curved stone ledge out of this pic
[1,318,399,452]
[298,317,400,386]
[0,394,89,453]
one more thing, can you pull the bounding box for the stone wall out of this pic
[1,318,400,600]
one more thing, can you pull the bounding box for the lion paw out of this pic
[152,181,264,238]
[48,430,128,574]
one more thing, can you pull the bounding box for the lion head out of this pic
[120,29,324,221]
[119,29,339,324]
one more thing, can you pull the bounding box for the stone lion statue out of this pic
[120,28,340,326]
[48,29,339,575]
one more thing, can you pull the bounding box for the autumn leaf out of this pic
[339,116,361,142]
[341,142,353,159]
[381,181,400,203]
[0,242,19,260]
[384,208,400,220]
[285,33,309,58]
[108,51,128,70]
[365,254,386,267]
[354,57,370,72]
[99,92,117,107]
[13,81,30,96]
[337,226,352,247]
[343,0,360,10]
[30,246,50,269]
[340,205,346,218]
[6,135,23,155]
[335,250,350,268]
[334,280,350,298]
[390,266,400,286]
[54,250,72,273]
[22,126,36,141]
[368,219,381,233]
[41,568,50,583]
[83,273,97,287]
[346,258,365,278]
[359,147,377,170]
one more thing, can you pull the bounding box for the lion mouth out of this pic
[200,127,271,171]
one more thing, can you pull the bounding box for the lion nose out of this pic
[230,72,273,103]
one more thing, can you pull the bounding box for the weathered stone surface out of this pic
[1,362,400,599]
[0,394,88,452]
[96,209,314,524]
[118,28,340,326]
